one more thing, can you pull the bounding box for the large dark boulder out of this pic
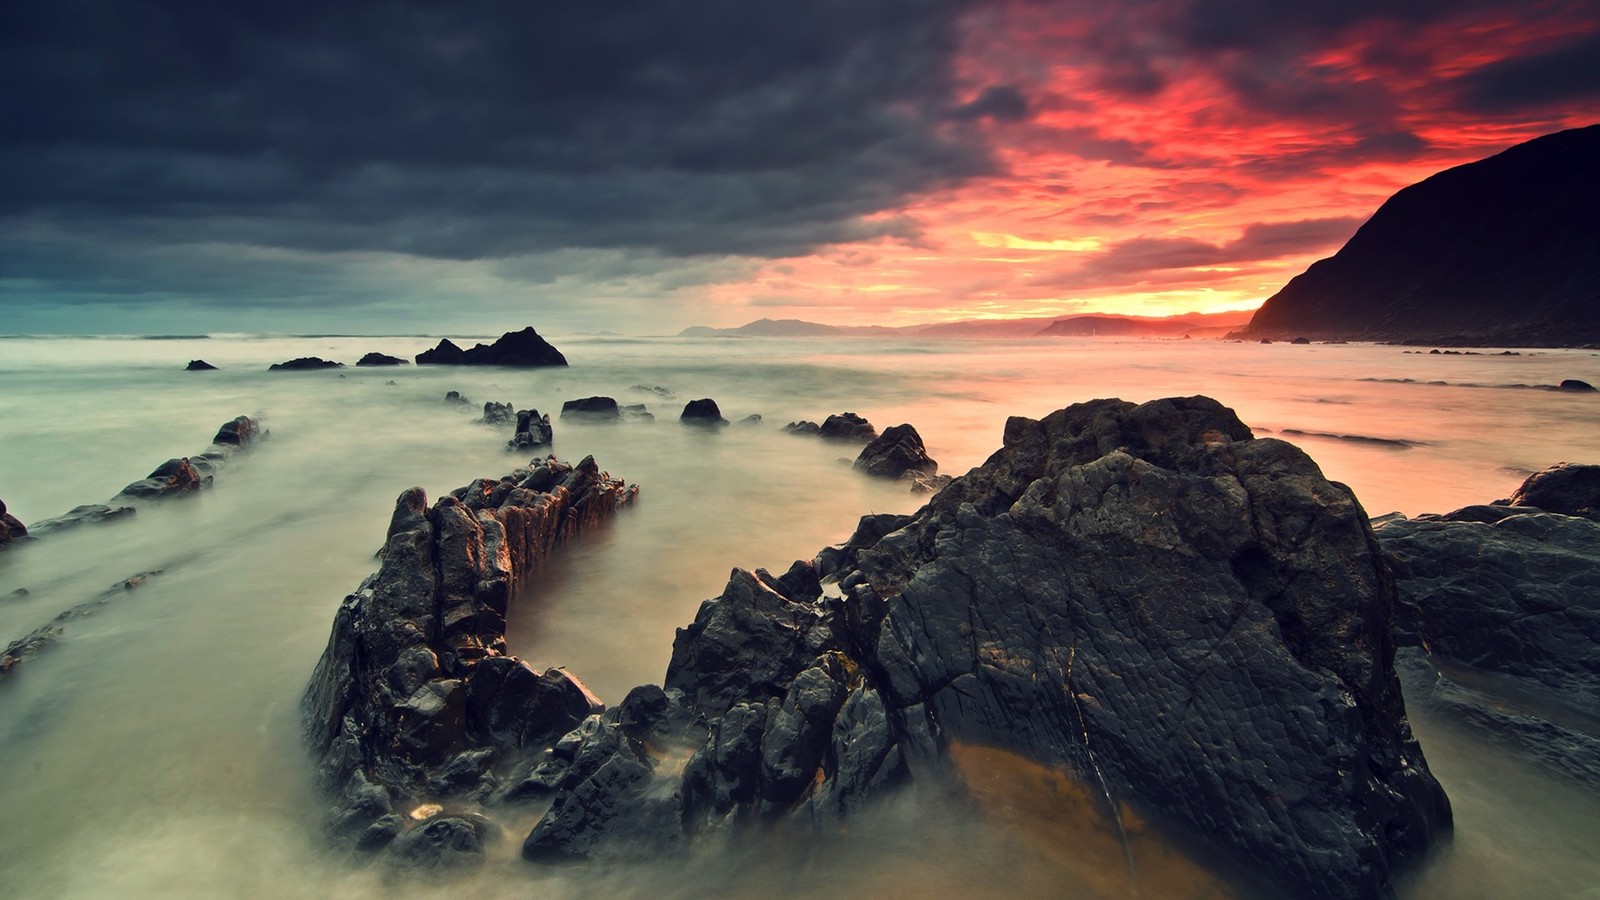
[679,399,728,427]
[356,352,407,367]
[560,397,619,420]
[818,412,876,442]
[1378,506,1600,720]
[118,458,206,499]
[301,455,637,854]
[482,402,515,426]
[852,424,936,480]
[185,359,217,371]
[507,410,553,451]
[1505,462,1600,520]
[416,328,568,367]
[269,357,343,371]
[522,397,1450,899]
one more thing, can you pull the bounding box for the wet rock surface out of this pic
[507,410,553,451]
[115,416,262,501]
[1505,461,1600,520]
[415,327,568,367]
[852,423,936,480]
[518,396,1449,899]
[269,357,344,371]
[301,455,637,855]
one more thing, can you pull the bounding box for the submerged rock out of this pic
[301,455,637,852]
[1558,379,1597,392]
[185,359,217,371]
[852,423,936,480]
[113,415,263,502]
[444,391,472,407]
[522,397,1449,899]
[782,420,821,436]
[356,352,408,367]
[507,410,553,451]
[680,399,728,427]
[26,504,136,536]
[415,328,568,367]
[561,397,619,420]
[269,357,344,371]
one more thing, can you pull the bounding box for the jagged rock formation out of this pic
[560,397,619,420]
[507,410,553,451]
[852,423,936,480]
[481,402,515,426]
[270,357,344,371]
[783,420,821,436]
[185,359,217,371]
[301,455,637,854]
[517,396,1450,900]
[680,398,728,426]
[1239,125,1600,346]
[116,416,261,501]
[414,327,568,367]
[357,352,407,366]
[444,391,471,407]
[2,571,163,676]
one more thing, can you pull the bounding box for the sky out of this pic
[2,0,1597,335]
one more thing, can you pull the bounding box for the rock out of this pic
[2,570,164,676]
[852,424,936,480]
[630,385,676,398]
[389,815,491,867]
[560,397,619,420]
[1505,462,1600,520]
[736,414,762,426]
[1558,379,1597,392]
[902,472,951,494]
[620,404,654,423]
[269,357,343,371]
[481,402,515,426]
[117,458,206,499]
[26,504,136,535]
[0,498,26,549]
[211,415,257,447]
[680,399,728,427]
[185,359,217,371]
[444,391,471,407]
[507,410,553,451]
[818,412,877,442]
[1378,507,1600,720]
[783,421,821,436]
[356,352,407,366]
[1290,336,1311,344]
[416,328,568,367]
[524,397,1449,900]
[301,455,637,852]
[1259,338,1273,344]
[417,339,468,365]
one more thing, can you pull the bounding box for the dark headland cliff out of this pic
[1238,124,1600,347]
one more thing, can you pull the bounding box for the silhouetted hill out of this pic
[1038,312,1252,338]
[1239,125,1600,346]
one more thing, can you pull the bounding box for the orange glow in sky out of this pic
[707,2,1599,326]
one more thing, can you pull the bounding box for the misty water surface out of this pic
[1,334,1597,899]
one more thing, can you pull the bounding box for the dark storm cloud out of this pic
[0,0,994,269]
[1455,31,1600,113]
[1045,217,1361,289]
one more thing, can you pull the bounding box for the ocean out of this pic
[2,333,1598,898]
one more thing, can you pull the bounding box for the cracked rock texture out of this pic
[302,455,636,853]
[522,396,1450,900]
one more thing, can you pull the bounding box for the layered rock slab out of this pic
[302,455,637,850]
[525,396,1450,900]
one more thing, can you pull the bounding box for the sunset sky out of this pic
[2,0,1597,334]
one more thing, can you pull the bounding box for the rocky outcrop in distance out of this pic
[852,423,936,480]
[819,412,876,442]
[1239,124,1600,346]
[357,352,407,366]
[481,402,515,426]
[560,397,619,420]
[301,455,637,859]
[270,357,344,371]
[415,327,568,367]
[513,397,1449,899]
[185,359,217,371]
[0,499,26,550]
[116,416,261,501]
[680,398,728,427]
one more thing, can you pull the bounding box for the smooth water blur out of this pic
[1,333,1597,899]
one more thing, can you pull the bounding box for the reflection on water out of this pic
[1,334,1598,898]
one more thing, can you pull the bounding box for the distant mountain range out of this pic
[678,311,1253,340]
[1238,124,1600,346]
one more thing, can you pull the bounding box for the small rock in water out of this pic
[356,352,407,366]
[853,423,937,480]
[818,412,877,442]
[0,498,27,549]
[481,401,515,426]
[737,414,763,426]
[561,396,620,420]
[783,420,821,436]
[507,409,553,450]
[444,390,472,407]
[680,398,728,427]
[185,359,217,371]
[1558,378,1597,392]
[268,357,343,371]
